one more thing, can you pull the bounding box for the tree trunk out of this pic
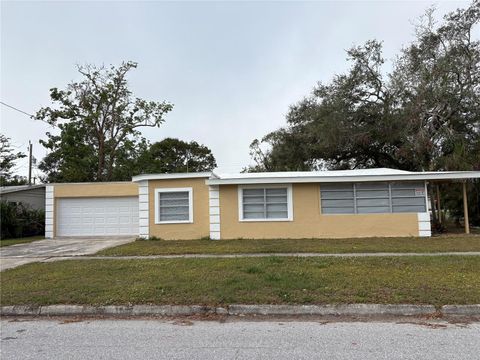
[97,139,105,181]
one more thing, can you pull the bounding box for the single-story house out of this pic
[0,184,46,211]
[44,168,480,239]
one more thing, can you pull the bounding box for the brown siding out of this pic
[148,178,210,240]
[220,183,419,239]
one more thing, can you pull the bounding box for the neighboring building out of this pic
[0,184,46,211]
[44,168,480,239]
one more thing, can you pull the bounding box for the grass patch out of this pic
[1,256,479,306]
[0,236,44,248]
[96,235,480,256]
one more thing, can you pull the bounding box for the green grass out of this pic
[0,236,44,248]
[96,235,480,256]
[1,256,479,306]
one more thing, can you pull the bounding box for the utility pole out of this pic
[186,150,190,173]
[28,141,33,185]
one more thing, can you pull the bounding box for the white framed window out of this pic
[238,185,293,222]
[154,187,193,224]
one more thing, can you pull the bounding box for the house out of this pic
[44,168,480,239]
[0,184,46,211]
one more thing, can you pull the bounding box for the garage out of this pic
[56,197,139,237]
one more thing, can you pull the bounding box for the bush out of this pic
[0,201,45,239]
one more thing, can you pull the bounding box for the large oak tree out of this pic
[246,2,479,224]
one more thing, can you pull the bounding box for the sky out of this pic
[0,0,471,180]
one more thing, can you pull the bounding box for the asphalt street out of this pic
[1,318,479,360]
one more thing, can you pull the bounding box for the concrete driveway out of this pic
[0,237,135,271]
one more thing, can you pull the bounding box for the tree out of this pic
[248,2,479,173]
[136,138,217,174]
[246,40,411,172]
[37,61,173,182]
[391,3,480,172]
[247,2,480,224]
[0,134,27,186]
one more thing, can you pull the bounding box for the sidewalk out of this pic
[3,251,480,271]
[58,251,480,260]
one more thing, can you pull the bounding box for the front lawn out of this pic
[1,256,479,306]
[96,235,480,256]
[0,236,44,248]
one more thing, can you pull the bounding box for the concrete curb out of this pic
[0,305,221,317]
[2,304,477,317]
[227,304,437,316]
[442,304,480,316]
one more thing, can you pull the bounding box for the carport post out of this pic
[436,184,442,224]
[462,181,470,234]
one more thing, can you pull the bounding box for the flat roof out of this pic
[0,184,46,194]
[132,172,212,182]
[206,168,480,185]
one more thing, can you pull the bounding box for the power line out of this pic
[0,101,50,124]
[1,101,34,118]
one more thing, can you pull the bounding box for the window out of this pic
[355,182,390,214]
[154,188,193,224]
[239,185,293,221]
[391,182,427,213]
[321,181,426,214]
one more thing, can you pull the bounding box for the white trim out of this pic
[154,187,193,224]
[133,172,211,182]
[138,181,149,239]
[418,222,431,231]
[209,207,220,215]
[45,185,54,238]
[417,212,430,222]
[238,184,293,222]
[419,230,432,237]
[210,223,220,232]
[209,185,221,240]
[417,212,431,237]
[424,181,429,212]
[207,170,480,185]
[210,215,220,223]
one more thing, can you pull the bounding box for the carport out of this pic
[429,179,477,234]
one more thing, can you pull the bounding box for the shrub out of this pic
[0,201,45,239]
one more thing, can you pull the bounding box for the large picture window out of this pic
[239,185,293,221]
[321,181,426,214]
[155,188,193,224]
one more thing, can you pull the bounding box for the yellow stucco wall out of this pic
[219,183,419,239]
[148,178,210,240]
[54,182,138,198]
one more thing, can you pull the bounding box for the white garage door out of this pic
[57,197,139,237]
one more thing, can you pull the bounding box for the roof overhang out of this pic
[0,184,46,195]
[132,172,212,182]
[206,171,480,185]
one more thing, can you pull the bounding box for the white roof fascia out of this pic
[132,172,212,182]
[205,171,480,185]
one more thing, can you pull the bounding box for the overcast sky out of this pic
[1,0,470,179]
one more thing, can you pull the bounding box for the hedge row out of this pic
[0,201,45,239]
